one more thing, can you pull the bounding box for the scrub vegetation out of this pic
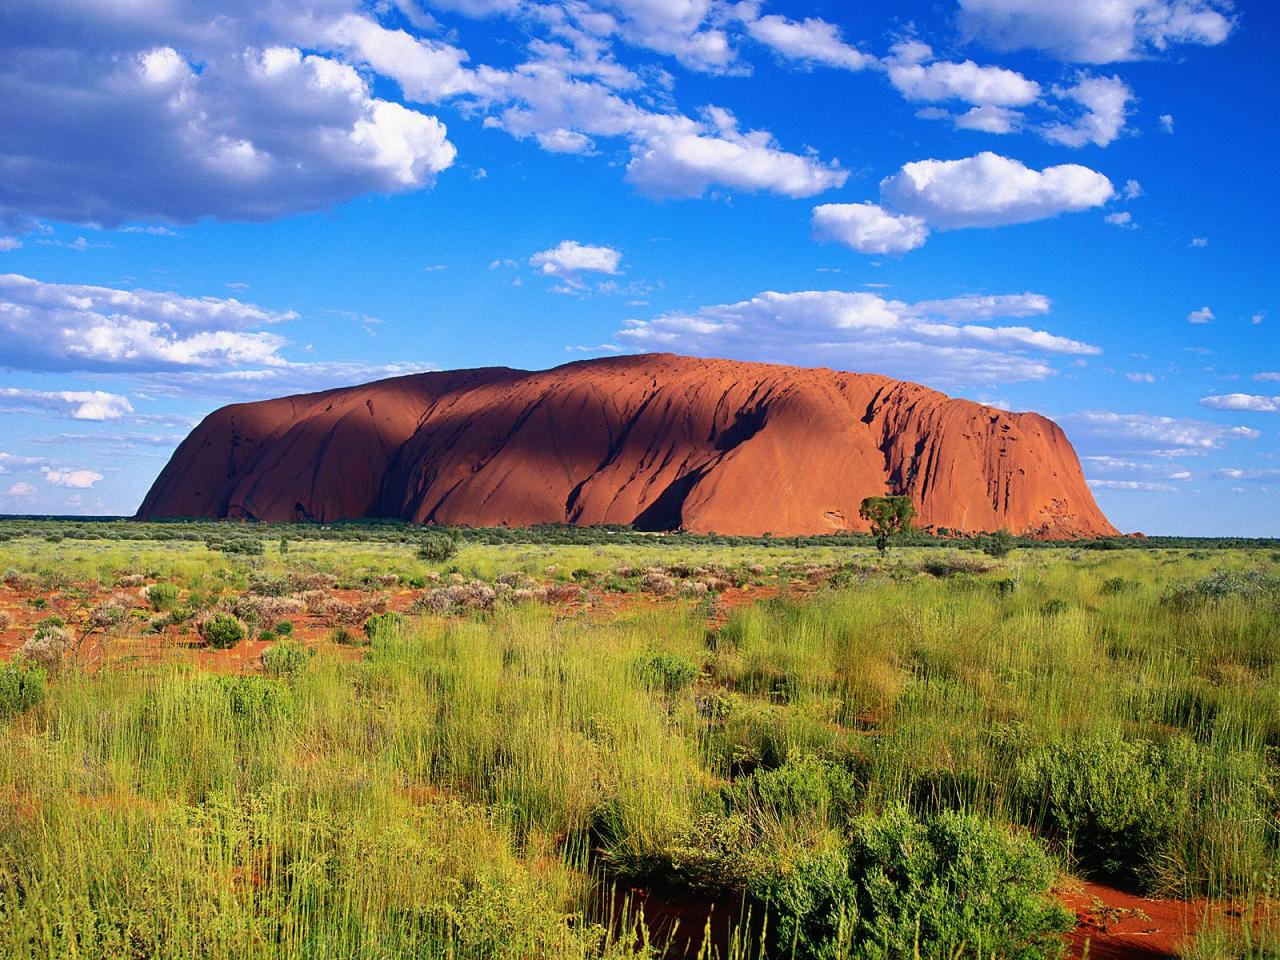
[0,520,1277,958]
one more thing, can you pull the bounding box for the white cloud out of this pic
[1089,478,1176,491]
[0,388,134,420]
[1064,410,1260,449]
[881,152,1114,229]
[1159,113,1175,133]
[817,152,1113,254]
[884,43,1041,107]
[1105,211,1136,229]
[744,14,873,71]
[0,451,44,471]
[0,21,458,226]
[615,288,1098,385]
[134,360,436,403]
[1217,468,1280,482]
[1255,371,1280,382]
[953,104,1024,134]
[1190,236,1209,247]
[41,466,104,488]
[957,0,1236,64]
[0,274,294,372]
[0,237,21,252]
[1187,306,1214,323]
[812,203,929,255]
[625,109,848,199]
[1199,393,1280,413]
[1082,454,1191,480]
[7,482,37,496]
[1042,73,1133,148]
[1252,312,1265,325]
[529,240,623,277]
[1122,179,1143,199]
[1126,371,1155,382]
[592,0,736,73]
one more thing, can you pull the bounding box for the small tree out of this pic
[416,532,458,565]
[859,495,916,556]
[982,528,1015,558]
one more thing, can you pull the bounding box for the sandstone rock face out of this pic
[138,354,1117,538]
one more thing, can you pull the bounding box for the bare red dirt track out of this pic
[138,353,1117,538]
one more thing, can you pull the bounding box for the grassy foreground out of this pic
[1,531,1279,958]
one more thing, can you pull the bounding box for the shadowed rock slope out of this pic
[138,354,1117,538]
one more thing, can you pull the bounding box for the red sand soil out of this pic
[137,353,1116,538]
[1058,879,1261,959]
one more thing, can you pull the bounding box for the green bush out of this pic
[981,529,1015,558]
[214,537,264,556]
[415,533,458,564]
[635,650,700,694]
[363,611,404,642]
[1014,736,1183,888]
[260,641,311,678]
[753,806,1072,960]
[1100,577,1136,595]
[725,754,862,826]
[198,613,246,650]
[1163,570,1280,609]
[1039,598,1069,617]
[0,662,46,718]
[146,582,180,611]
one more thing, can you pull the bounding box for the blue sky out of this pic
[0,0,1276,535]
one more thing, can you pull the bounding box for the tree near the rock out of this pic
[859,495,916,556]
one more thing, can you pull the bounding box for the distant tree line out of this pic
[0,516,1275,551]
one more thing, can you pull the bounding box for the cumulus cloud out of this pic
[1126,371,1155,382]
[529,240,623,277]
[0,0,855,227]
[0,388,134,420]
[41,466,104,488]
[1042,73,1133,148]
[623,107,848,199]
[1199,393,1280,413]
[0,274,295,372]
[615,288,1098,384]
[816,152,1113,254]
[1105,212,1136,228]
[880,153,1115,229]
[1063,410,1260,449]
[884,42,1040,107]
[957,0,1236,64]
[7,482,37,496]
[1187,306,1214,323]
[0,237,21,252]
[0,10,458,227]
[1160,113,1175,133]
[357,26,848,200]
[812,203,929,255]
[743,13,873,70]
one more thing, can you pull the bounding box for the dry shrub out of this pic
[21,626,74,670]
